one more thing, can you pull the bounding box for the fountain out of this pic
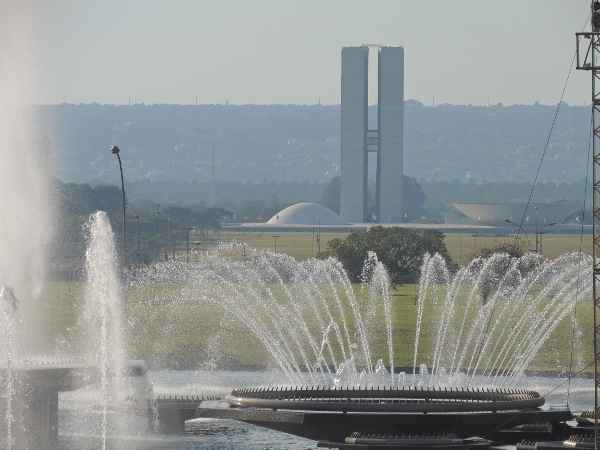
[0,4,591,447]
[0,4,66,450]
[171,248,589,447]
[81,211,128,449]
[414,252,590,384]
[118,244,586,444]
[143,249,587,388]
[0,211,136,450]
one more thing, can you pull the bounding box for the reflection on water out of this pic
[59,370,316,450]
[56,370,595,450]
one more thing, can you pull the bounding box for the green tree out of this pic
[326,226,454,284]
[476,242,524,259]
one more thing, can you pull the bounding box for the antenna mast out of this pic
[576,1,600,437]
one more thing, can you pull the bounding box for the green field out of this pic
[221,231,592,264]
[221,231,347,260]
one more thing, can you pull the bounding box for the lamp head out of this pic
[111,145,120,155]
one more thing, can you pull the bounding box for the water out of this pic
[131,248,591,390]
[82,212,128,449]
[56,369,596,450]
[0,1,52,346]
[58,370,320,450]
[415,252,591,385]
[0,3,53,447]
[131,251,388,385]
[0,286,18,450]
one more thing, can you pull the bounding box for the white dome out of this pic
[267,202,347,226]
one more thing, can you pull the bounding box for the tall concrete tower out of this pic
[340,45,404,223]
[377,46,404,222]
[340,47,369,223]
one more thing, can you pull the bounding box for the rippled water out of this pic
[56,369,595,450]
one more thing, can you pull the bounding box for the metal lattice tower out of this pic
[576,1,600,439]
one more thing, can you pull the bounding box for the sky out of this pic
[30,0,592,106]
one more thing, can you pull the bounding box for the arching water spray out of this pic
[131,249,590,388]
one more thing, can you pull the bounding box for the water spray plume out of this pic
[130,249,590,389]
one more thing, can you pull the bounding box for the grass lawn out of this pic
[220,231,348,260]
[445,233,591,266]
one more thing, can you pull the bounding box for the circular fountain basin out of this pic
[226,385,546,413]
[195,385,572,446]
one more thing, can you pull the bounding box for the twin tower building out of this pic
[340,46,404,223]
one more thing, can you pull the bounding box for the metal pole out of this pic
[136,215,141,266]
[166,214,171,261]
[317,223,321,254]
[535,208,540,253]
[111,146,127,269]
[576,4,600,441]
[593,23,599,443]
[186,228,191,263]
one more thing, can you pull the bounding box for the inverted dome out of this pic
[267,202,347,226]
[452,202,576,226]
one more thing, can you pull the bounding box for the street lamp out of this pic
[111,145,127,268]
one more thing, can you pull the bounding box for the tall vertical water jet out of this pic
[0,3,52,447]
[83,211,127,449]
[0,2,51,347]
[0,286,18,450]
[363,252,394,381]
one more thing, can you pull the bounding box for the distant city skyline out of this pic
[30,1,591,106]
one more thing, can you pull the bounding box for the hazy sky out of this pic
[31,0,592,105]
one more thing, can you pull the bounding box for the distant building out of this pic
[267,202,347,226]
[340,46,405,223]
[452,202,577,226]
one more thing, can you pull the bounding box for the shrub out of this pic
[326,226,454,284]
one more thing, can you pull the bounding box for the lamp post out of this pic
[186,227,192,263]
[136,214,141,266]
[111,145,127,268]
